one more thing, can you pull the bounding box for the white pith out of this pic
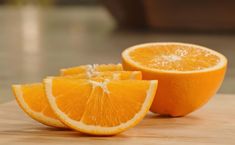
[86,64,123,77]
[44,78,157,135]
[86,64,97,77]
[13,85,65,128]
[122,42,227,74]
[89,79,110,94]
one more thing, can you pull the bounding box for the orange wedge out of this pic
[64,71,141,80]
[12,71,141,128]
[122,42,227,116]
[44,78,158,135]
[12,84,66,128]
[61,64,123,76]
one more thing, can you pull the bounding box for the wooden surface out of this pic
[0,94,234,145]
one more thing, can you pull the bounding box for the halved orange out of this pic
[60,64,123,76]
[44,77,158,135]
[12,84,66,128]
[12,71,141,128]
[122,42,227,116]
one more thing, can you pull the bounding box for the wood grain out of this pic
[0,94,235,145]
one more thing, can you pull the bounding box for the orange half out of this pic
[122,42,227,116]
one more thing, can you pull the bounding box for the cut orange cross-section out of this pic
[122,42,227,116]
[44,77,158,135]
[12,84,66,128]
[12,71,142,128]
[60,64,123,76]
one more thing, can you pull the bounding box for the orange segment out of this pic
[62,71,142,80]
[122,42,227,116]
[12,84,66,128]
[12,71,141,128]
[44,78,158,135]
[60,64,123,76]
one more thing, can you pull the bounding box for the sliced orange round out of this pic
[60,64,123,76]
[44,77,158,135]
[12,71,141,128]
[122,42,227,116]
[12,84,66,128]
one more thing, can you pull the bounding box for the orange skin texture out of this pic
[122,60,227,117]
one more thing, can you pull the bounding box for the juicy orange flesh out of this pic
[95,64,123,72]
[64,71,141,80]
[15,71,140,122]
[52,78,150,127]
[61,65,90,76]
[20,84,57,119]
[129,45,220,71]
[61,64,123,76]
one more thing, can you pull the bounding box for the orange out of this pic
[12,71,141,128]
[122,42,227,116]
[64,71,141,80]
[60,64,123,76]
[44,77,158,135]
[12,84,66,128]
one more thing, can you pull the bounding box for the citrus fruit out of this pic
[12,84,66,128]
[12,71,141,128]
[61,64,123,76]
[64,71,141,80]
[122,42,227,116]
[44,77,158,135]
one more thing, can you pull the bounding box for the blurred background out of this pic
[0,0,234,103]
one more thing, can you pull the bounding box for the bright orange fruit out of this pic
[122,42,227,116]
[12,71,141,128]
[60,64,123,76]
[12,84,66,128]
[44,77,158,135]
[64,71,141,80]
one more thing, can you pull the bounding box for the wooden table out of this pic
[0,94,234,145]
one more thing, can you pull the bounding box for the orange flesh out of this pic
[64,71,142,80]
[61,64,123,76]
[129,45,220,71]
[52,79,151,127]
[21,84,57,119]
[95,64,123,71]
[61,66,88,75]
[14,71,141,125]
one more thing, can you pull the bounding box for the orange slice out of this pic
[63,71,141,80]
[60,64,123,76]
[44,78,158,135]
[12,84,66,128]
[122,42,227,116]
[12,71,141,128]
